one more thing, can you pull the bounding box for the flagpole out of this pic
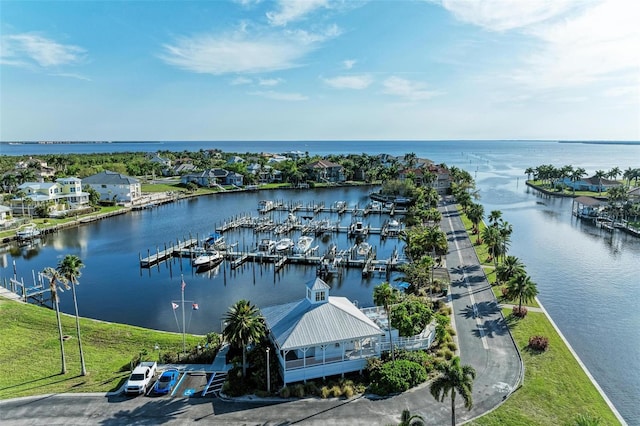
[181,274,186,354]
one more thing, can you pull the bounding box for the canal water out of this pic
[1,140,638,423]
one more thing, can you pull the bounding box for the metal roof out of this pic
[82,171,139,185]
[261,296,383,351]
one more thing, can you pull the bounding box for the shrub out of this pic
[279,386,290,398]
[292,383,305,398]
[446,325,456,336]
[513,306,528,317]
[330,385,342,398]
[342,384,354,399]
[528,335,549,352]
[442,349,454,360]
[304,381,320,396]
[447,342,457,352]
[320,386,331,399]
[368,360,427,396]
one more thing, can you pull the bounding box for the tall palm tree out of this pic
[222,299,266,377]
[505,272,538,316]
[594,170,607,194]
[42,267,70,375]
[607,167,621,181]
[570,167,587,195]
[57,254,87,376]
[397,409,425,426]
[373,282,400,361]
[466,203,484,236]
[488,210,502,227]
[430,356,476,426]
[481,225,501,268]
[524,167,535,181]
[495,256,525,286]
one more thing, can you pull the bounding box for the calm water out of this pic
[1,140,639,423]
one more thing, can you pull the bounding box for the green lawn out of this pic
[470,310,620,426]
[0,298,204,399]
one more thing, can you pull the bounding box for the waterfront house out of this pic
[260,278,436,385]
[260,278,384,385]
[82,171,141,204]
[0,205,11,224]
[12,177,90,216]
[562,176,622,192]
[181,168,244,187]
[306,160,345,183]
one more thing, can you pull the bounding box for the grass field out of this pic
[0,298,204,399]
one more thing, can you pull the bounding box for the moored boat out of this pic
[192,251,223,268]
[275,238,294,252]
[295,236,314,254]
[258,238,276,253]
[16,224,41,240]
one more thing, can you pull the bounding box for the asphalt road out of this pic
[0,201,522,425]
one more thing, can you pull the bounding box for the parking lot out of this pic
[125,370,211,398]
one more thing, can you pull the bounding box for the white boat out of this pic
[275,238,294,252]
[354,242,372,259]
[370,201,382,211]
[258,238,276,253]
[295,236,314,254]
[16,224,41,240]
[192,251,223,268]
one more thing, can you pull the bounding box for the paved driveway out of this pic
[0,201,522,425]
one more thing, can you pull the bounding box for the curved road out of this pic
[0,201,522,425]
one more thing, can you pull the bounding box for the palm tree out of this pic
[397,409,425,426]
[373,282,400,361]
[524,167,535,181]
[466,203,484,236]
[222,299,266,377]
[594,170,607,194]
[481,225,501,268]
[570,167,587,195]
[430,356,476,426]
[505,272,538,316]
[498,220,513,261]
[495,256,525,286]
[57,254,87,376]
[488,210,502,227]
[607,167,621,181]
[42,267,70,374]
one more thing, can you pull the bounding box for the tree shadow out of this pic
[0,373,61,392]
[471,317,510,338]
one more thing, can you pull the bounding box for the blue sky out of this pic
[1,0,638,141]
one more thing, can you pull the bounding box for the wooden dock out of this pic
[139,238,199,267]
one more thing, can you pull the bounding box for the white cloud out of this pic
[437,0,578,32]
[323,74,373,90]
[512,1,640,90]
[382,76,440,101]
[1,33,86,68]
[248,90,308,101]
[160,25,339,75]
[231,76,253,85]
[343,59,356,69]
[258,78,284,86]
[266,0,329,26]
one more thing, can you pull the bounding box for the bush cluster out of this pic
[528,335,549,352]
[368,360,427,395]
[513,305,528,317]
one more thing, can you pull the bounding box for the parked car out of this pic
[153,369,180,395]
[124,361,157,395]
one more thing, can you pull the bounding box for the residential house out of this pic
[13,177,89,215]
[15,157,56,180]
[562,176,622,192]
[147,153,171,168]
[247,164,282,184]
[427,164,451,195]
[82,171,141,204]
[173,162,197,175]
[627,187,640,201]
[181,168,243,187]
[0,205,11,225]
[260,278,384,385]
[306,160,345,183]
[227,156,245,165]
